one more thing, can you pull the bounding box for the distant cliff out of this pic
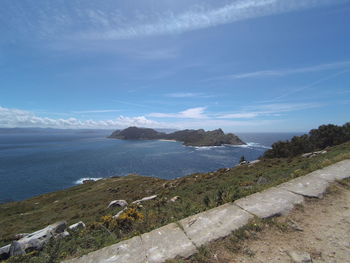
[108,127,245,146]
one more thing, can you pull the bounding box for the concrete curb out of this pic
[63,159,350,263]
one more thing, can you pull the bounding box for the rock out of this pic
[287,219,304,232]
[302,150,327,158]
[287,250,312,263]
[132,195,158,204]
[17,221,67,251]
[69,221,86,230]
[239,160,249,165]
[9,241,25,257]
[56,231,70,239]
[302,152,314,158]
[0,222,68,260]
[249,160,261,166]
[52,221,67,234]
[314,150,327,155]
[113,208,127,219]
[14,233,29,240]
[82,179,94,184]
[0,244,10,260]
[170,196,180,202]
[257,176,268,185]
[108,200,128,208]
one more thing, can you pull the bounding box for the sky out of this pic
[1,0,350,132]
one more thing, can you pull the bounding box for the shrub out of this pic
[264,122,350,158]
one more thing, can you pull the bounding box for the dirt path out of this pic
[231,182,350,263]
[184,181,350,263]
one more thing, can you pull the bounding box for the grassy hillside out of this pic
[1,141,350,262]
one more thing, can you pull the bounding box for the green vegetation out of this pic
[1,140,349,262]
[109,126,245,146]
[264,123,350,158]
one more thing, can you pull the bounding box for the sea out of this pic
[0,129,302,203]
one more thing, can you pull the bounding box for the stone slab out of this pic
[62,236,145,263]
[141,223,197,263]
[234,187,304,218]
[311,160,350,182]
[179,203,253,247]
[279,174,329,198]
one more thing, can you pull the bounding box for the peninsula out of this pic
[108,127,245,146]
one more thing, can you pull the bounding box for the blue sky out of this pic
[1,0,350,132]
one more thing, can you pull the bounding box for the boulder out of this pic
[302,150,327,158]
[302,152,314,158]
[170,196,180,202]
[14,233,29,240]
[69,221,86,230]
[132,195,158,204]
[0,221,68,260]
[107,200,128,209]
[9,241,25,257]
[18,221,67,251]
[56,231,70,239]
[51,221,67,234]
[287,250,312,263]
[0,244,10,260]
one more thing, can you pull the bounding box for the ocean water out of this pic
[0,129,301,202]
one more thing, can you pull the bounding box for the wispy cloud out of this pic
[166,93,201,98]
[81,0,343,40]
[149,107,207,119]
[165,93,214,98]
[5,0,343,42]
[210,60,350,80]
[218,102,323,119]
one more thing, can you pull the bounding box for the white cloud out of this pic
[2,0,346,46]
[149,107,207,119]
[0,106,164,129]
[218,102,323,119]
[81,0,342,40]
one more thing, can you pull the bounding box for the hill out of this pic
[108,127,245,146]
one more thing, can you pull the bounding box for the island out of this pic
[108,126,246,146]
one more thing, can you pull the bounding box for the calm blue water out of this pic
[0,129,301,202]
